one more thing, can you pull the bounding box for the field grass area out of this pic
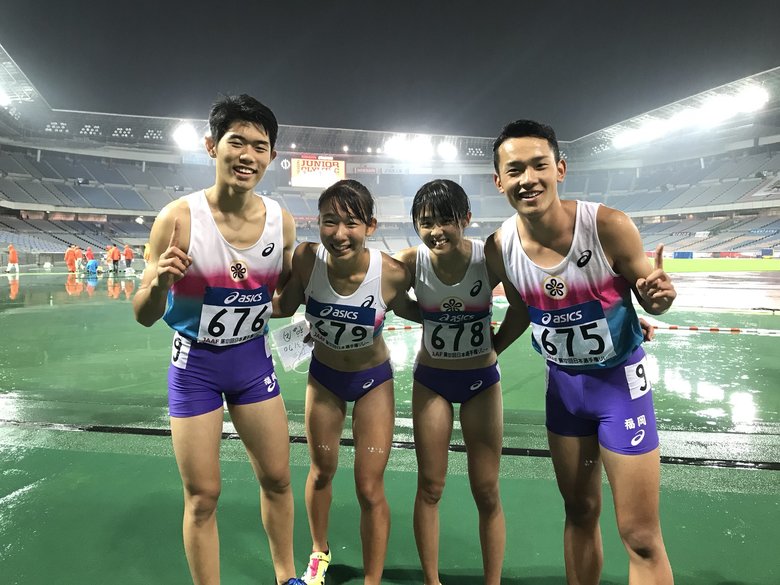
[661,257,780,273]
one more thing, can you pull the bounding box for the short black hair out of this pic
[411,179,470,233]
[209,94,278,149]
[492,119,560,171]
[318,179,375,225]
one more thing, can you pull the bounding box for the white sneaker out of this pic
[301,550,331,585]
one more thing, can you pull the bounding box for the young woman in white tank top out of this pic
[395,179,527,585]
[273,179,417,585]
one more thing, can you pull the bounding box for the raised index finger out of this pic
[654,244,665,271]
[169,218,180,249]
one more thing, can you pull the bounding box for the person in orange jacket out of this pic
[85,246,95,261]
[64,245,77,273]
[123,244,135,270]
[6,244,19,273]
[110,244,121,273]
[75,246,84,272]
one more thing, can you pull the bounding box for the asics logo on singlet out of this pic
[470,380,484,391]
[541,310,582,325]
[577,250,592,267]
[223,291,265,305]
[631,429,645,446]
[362,379,375,389]
[437,313,475,323]
[319,305,358,320]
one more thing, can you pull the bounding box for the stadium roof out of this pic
[1,40,778,168]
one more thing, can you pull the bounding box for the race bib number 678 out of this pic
[197,286,271,345]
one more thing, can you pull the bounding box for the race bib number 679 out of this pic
[197,286,271,345]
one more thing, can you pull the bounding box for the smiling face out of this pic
[207,121,276,194]
[415,210,470,256]
[318,199,376,260]
[493,136,567,218]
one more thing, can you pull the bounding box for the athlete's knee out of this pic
[562,493,601,527]
[416,474,446,506]
[355,476,386,510]
[259,470,292,496]
[470,480,501,514]
[308,460,337,490]
[618,521,664,560]
[183,484,221,522]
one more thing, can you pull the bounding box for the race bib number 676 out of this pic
[197,286,271,345]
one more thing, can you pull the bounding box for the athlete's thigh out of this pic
[228,395,291,482]
[306,375,348,470]
[601,446,662,527]
[413,381,455,482]
[547,431,603,503]
[170,407,225,490]
[460,383,503,482]
[352,379,394,479]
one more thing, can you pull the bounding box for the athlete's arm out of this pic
[598,206,676,315]
[485,230,531,354]
[276,208,297,292]
[133,201,192,327]
[272,242,313,318]
[389,247,421,323]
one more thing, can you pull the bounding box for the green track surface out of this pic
[0,272,778,584]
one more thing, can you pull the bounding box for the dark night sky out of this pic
[1,0,778,140]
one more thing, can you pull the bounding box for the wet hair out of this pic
[318,179,375,225]
[208,94,278,149]
[492,119,561,171]
[411,179,470,233]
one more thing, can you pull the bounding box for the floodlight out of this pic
[735,85,769,112]
[383,135,408,158]
[291,143,297,149]
[342,145,349,152]
[612,84,772,149]
[699,95,733,127]
[135,216,144,225]
[366,147,373,153]
[437,142,458,161]
[408,135,434,161]
[173,123,200,150]
[0,88,10,107]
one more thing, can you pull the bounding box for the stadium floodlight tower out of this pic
[437,141,458,161]
[384,134,435,161]
[172,122,201,150]
[612,84,771,149]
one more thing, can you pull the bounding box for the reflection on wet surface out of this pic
[0,273,778,440]
[673,272,780,310]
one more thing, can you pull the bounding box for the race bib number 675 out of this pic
[529,301,616,366]
[197,286,271,345]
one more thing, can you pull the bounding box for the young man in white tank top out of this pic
[485,120,676,585]
[133,95,304,585]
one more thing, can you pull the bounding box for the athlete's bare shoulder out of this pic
[393,245,418,271]
[381,251,413,290]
